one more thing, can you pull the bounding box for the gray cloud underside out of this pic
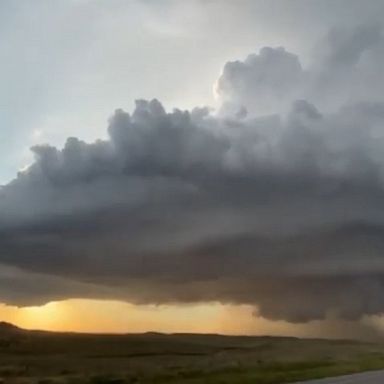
[3,24,384,322]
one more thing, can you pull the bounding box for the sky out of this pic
[3,0,384,339]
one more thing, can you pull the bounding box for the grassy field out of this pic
[1,322,384,383]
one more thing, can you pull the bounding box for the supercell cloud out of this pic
[3,25,384,322]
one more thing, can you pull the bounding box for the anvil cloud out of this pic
[2,24,384,322]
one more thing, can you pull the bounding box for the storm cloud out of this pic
[3,24,384,322]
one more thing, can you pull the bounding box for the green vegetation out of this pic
[148,357,384,383]
[1,323,384,383]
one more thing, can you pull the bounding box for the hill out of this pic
[0,321,21,333]
[0,324,384,383]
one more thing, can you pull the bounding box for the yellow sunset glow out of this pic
[3,300,259,334]
[0,300,270,334]
[0,299,380,341]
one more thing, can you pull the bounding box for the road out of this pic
[295,370,384,383]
